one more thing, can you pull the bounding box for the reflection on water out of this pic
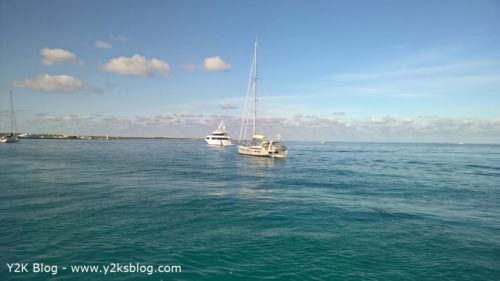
[243,155,285,168]
[206,144,233,151]
[235,153,286,185]
[238,188,276,200]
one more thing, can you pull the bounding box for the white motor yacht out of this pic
[205,121,232,146]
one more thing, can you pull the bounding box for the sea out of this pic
[1,140,499,280]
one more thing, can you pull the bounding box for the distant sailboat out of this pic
[1,89,19,143]
[237,41,287,158]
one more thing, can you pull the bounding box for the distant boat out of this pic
[320,140,327,144]
[205,121,232,146]
[237,41,287,158]
[0,89,19,144]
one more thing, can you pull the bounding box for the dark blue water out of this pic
[1,140,499,280]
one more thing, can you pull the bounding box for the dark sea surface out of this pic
[1,140,499,280]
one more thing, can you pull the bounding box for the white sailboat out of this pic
[237,41,287,158]
[1,89,19,143]
[205,121,232,146]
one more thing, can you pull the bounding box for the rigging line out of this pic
[239,57,253,142]
[12,91,18,134]
[250,40,258,138]
[239,41,258,142]
[10,89,16,135]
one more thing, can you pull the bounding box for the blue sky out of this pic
[1,0,499,143]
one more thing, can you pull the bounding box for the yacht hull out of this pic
[205,139,232,146]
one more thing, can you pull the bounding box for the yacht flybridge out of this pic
[205,121,232,146]
[237,41,287,158]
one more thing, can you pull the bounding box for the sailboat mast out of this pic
[252,40,257,136]
[238,40,259,142]
[10,89,14,135]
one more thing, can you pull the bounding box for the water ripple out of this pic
[1,140,499,280]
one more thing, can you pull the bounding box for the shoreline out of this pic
[2,133,499,145]
[0,133,201,141]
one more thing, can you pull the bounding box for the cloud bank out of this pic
[15,74,85,94]
[22,111,500,144]
[95,40,112,49]
[217,103,238,110]
[103,54,170,76]
[41,48,78,65]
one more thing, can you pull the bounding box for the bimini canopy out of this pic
[252,134,267,141]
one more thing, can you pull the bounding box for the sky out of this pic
[1,0,499,143]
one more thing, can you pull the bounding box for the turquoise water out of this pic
[1,140,499,280]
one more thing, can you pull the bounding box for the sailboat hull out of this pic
[238,145,271,157]
[0,137,19,143]
[238,145,287,158]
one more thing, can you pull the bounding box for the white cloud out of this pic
[111,35,128,42]
[217,103,238,110]
[154,114,182,125]
[203,56,231,72]
[331,112,346,116]
[103,54,170,76]
[181,56,232,72]
[40,48,78,65]
[490,118,500,126]
[181,63,198,71]
[95,40,112,49]
[15,74,85,94]
[325,61,498,83]
[314,55,500,100]
[62,115,95,122]
[370,117,388,124]
[34,113,95,123]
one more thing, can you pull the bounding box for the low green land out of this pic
[0,133,199,141]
